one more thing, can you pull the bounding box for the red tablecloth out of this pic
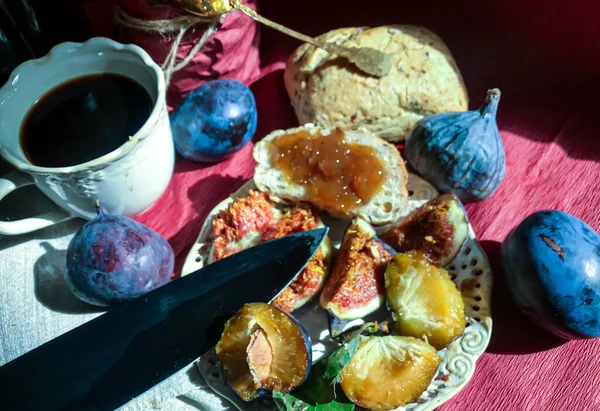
[89,0,600,409]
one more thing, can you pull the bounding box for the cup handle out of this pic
[0,170,74,236]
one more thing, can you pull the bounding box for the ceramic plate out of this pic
[182,173,493,411]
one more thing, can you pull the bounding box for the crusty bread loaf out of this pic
[284,25,468,142]
[253,125,409,226]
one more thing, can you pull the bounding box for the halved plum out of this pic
[215,302,312,401]
[385,251,466,350]
[320,218,394,334]
[340,335,441,410]
[211,190,332,312]
[380,193,468,267]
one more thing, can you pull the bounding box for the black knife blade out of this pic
[0,227,328,411]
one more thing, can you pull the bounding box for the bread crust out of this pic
[253,124,409,226]
[284,25,468,142]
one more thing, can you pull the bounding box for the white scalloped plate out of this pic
[182,173,493,411]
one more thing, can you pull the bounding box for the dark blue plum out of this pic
[501,210,600,339]
[65,205,175,307]
[170,79,257,163]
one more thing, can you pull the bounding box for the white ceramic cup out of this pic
[0,37,175,235]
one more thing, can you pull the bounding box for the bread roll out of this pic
[253,125,409,225]
[284,25,468,142]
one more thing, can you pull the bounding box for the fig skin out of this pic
[215,303,312,402]
[381,193,468,267]
[65,205,174,306]
[340,335,441,410]
[385,251,466,350]
[320,218,394,323]
[405,88,505,203]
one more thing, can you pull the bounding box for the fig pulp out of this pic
[340,335,441,410]
[385,251,466,350]
[381,193,468,266]
[320,218,394,324]
[211,191,332,312]
[65,205,174,306]
[215,303,312,401]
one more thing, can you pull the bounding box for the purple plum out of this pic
[65,205,175,307]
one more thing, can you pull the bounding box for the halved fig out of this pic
[320,218,394,333]
[211,190,332,312]
[215,302,312,401]
[340,335,441,410]
[212,191,281,260]
[380,193,468,266]
[263,207,333,312]
[385,251,466,350]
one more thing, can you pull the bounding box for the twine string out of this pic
[114,6,222,87]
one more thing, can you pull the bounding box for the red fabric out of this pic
[82,0,261,109]
[84,0,600,409]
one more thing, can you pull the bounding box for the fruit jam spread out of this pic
[269,129,387,213]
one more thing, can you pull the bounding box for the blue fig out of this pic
[65,204,175,307]
[405,88,506,203]
[501,210,600,339]
[215,302,312,401]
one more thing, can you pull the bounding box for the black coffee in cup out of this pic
[20,73,153,168]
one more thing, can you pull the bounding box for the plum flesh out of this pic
[215,303,312,401]
[385,251,466,350]
[340,335,441,410]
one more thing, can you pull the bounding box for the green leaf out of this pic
[324,331,361,380]
[272,343,358,410]
[273,391,309,411]
[294,361,336,404]
[305,401,355,411]
[273,392,354,411]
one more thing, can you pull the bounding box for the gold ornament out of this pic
[145,0,233,17]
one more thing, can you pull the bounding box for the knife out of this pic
[0,227,328,411]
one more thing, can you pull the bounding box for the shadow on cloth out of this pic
[33,242,105,314]
[0,218,83,252]
[481,240,568,355]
